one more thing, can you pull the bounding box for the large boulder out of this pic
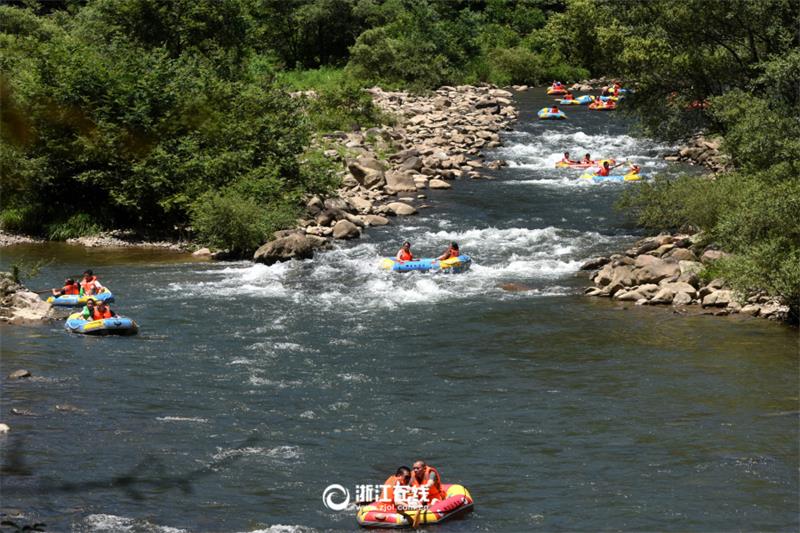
[428,179,452,189]
[385,170,418,194]
[666,247,698,262]
[605,265,636,295]
[635,258,680,284]
[362,215,390,226]
[386,202,417,216]
[399,156,423,172]
[615,284,659,301]
[347,162,385,189]
[253,234,329,265]
[580,257,610,271]
[349,195,373,214]
[332,220,361,240]
[702,289,733,307]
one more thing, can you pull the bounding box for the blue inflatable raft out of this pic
[65,312,139,336]
[47,290,114,307]
[579,172,645,182]
[556,95,594,105]
[537,108,566,120]
[381,255,472,274]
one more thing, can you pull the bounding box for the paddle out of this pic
[412,507,423,528]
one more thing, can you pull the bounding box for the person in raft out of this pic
[560,152,577,164]
[396,241,413,262]
[80,298,96,320]
[79,269,105,296]
[377,466,413,511]
[435,242,461,261]
[563,91,574,100]
[596,160,625,177]
[550,105,560,114]
[581,153,594,165]
[52,278,80,297]
[93,300,116,319]
[628,163,641,175]
[409,460,446,506]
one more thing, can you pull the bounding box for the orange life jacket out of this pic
[550,108,558,113]
[62,284,79,295]
[81,276,99,295]
[379,474,407,509]
[564,94,574,100]
[92,308,112,320]
[410,466,445,502]
[598,166,610,176]
[398,249,413,261]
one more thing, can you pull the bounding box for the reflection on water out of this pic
[1,91,797,532]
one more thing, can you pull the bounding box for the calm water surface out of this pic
[1,91,798,532]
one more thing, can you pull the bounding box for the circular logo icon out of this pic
[322,484,350,511]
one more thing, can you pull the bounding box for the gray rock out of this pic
[385,170,418,193]
[635,258,681,284]
[650,286,676,304]
[580,257,611,271]
[399,156,423,172]
[672,292,693,306]
[702,289,733,307]
[701,249,729,263]
[606,265,636,295]
[332,220,361,240]
[8,369,31,380]
[362,215,390,226]
[428,179,451,189]
[666,247,698,262]
[740,304,760,316]
[347,162,386,189]
[386,202,417,216]
[253,234,329,265]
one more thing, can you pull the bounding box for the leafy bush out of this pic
[190,189,297,257]
[46,213,102,241]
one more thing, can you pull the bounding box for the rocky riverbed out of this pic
[0,272,54,325]
[254,84,519,264]
[581,233,790,321]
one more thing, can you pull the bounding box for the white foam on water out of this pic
[84,514,187,533]
[245,526,317,533]
[211,445,302,462]
[156,416,208,423]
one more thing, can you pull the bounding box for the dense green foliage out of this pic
[600,0,800,319]
[1,0,798,315]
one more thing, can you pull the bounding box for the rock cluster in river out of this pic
[664,134,731,173]
[253,85,516,265]
[0,272,54,325]
[581,234,790,321]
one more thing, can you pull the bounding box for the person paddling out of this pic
[581,153,594,165]
[52,278,79,297]
[396,241,413,262]
[596,160,625,177]
[436,242,460,261]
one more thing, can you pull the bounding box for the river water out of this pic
[1,92,798,532]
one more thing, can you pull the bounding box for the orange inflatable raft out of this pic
[356,484,474,528]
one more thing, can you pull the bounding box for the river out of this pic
[1,91,797,532]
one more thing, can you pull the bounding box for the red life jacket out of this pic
[410,466,445,502]
[598,166,610,176]
[398,249,413,261]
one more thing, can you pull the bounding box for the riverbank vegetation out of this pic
[1,0,798,316]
